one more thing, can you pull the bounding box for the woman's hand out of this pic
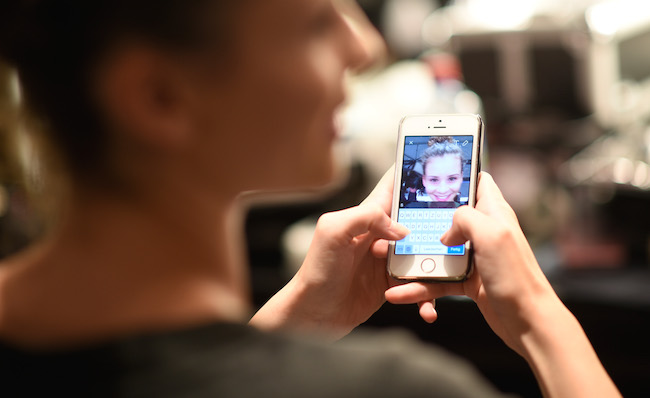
[250,167,408,340]
[385,172,621,397]
[386,172,551,352]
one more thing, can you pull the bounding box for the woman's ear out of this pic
[94,44,198,151]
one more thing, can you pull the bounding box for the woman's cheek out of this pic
[452,181,462,193]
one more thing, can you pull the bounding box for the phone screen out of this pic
[394,134,475,256]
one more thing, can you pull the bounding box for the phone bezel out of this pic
[387,114,483,282]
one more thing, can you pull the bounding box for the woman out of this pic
[0,0,620,397]
[418,136,464,205]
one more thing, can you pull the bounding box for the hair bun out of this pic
[427,136,454,147]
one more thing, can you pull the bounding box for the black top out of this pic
[0,322,511,397]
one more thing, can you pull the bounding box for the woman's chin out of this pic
[295,150,341,190]
[255,163,338,194]
[296,163,338,190]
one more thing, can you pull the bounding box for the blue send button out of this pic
[447,246,464,255]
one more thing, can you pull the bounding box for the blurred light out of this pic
[612,157,635,184]
[422,10,453,47]
[381,62,434,112]
[632,161,650,188]
[382,0,437,56]
[645,126,650,163]
[465,0,539,30]
[453,89,482,114]
[587,0,650,38]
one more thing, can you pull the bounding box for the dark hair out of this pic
[0,0,232,180]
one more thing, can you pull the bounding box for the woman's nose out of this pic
[337,1,387,73]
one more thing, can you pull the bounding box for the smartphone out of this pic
[387,114,483,282]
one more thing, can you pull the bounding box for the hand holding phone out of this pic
[387,114,483,282]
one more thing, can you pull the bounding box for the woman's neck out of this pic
[0,183,252,348]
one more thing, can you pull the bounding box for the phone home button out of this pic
[420,258,436,273]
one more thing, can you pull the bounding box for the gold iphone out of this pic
[388,114,483,281]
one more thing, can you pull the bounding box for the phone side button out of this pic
[420,258,436,273]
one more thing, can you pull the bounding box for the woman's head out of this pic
[0,1,233,180]
[420,136,464,202]
[0,0,373,196]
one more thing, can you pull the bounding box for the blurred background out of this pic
[2,0,650,396]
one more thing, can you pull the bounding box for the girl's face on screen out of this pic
[422,154,463,202]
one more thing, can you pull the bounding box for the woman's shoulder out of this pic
[0,322,507,398]
[331,328,506,397]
